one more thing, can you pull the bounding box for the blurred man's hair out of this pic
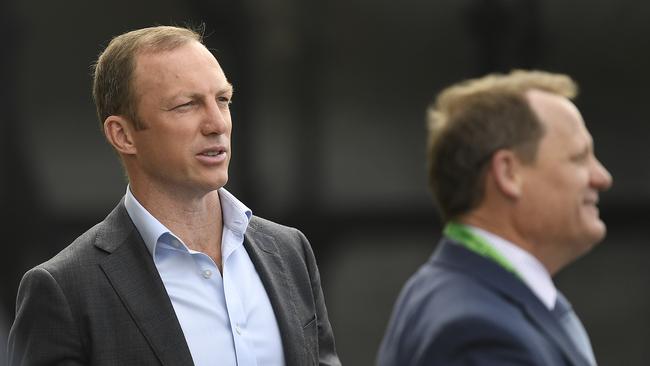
[427,70,577,222]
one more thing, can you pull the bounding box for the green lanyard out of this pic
[443,221,520,278]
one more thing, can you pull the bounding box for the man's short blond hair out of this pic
[92,25,203,130]
[427,70,578,222]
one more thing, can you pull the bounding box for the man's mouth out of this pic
[196,146,228,163]
[200,150,225,156]
[584,194,599,206]
[198,145,227,155]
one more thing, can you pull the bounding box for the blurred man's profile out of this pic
[377,70,611,366]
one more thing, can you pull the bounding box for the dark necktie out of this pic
[552,292,596,365]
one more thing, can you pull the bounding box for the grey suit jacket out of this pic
[8,199,340,366]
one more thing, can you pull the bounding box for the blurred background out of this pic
[1,0,649,364]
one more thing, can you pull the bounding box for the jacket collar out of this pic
[94,199,194,366]
[243,216,308,366]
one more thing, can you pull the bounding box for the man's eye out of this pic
[571,152,589,163]
[174,101,195,110]
[218,96,232,105]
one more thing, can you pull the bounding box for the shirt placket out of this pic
[223,247,258,366]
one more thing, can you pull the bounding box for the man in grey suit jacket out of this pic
[8,25,340,366]
[377,70,612,365]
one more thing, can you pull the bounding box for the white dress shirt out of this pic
[125,187,285,366]
[467,226,557,310]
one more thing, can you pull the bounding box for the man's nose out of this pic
[201,100,229,135]
[591,157,613,191]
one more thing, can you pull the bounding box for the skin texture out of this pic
[103,40,234,268]
[516,90,612,273]
[128,41,233,198]
[463,89,612,275]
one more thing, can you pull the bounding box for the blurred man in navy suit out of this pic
[377,70,611,366]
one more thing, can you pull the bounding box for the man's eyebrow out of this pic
[162,83,234,107]
[175,84,233,99]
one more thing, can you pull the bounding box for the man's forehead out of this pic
[525,88,566,106]
[134,41,214,67]
[526,89,582,124]
[132,42,227,85]
[527,89,593,150]
[129,45,232,111]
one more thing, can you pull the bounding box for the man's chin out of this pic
[580,221,607,251]
[183,175,228,196]
[205,175,229,192]
[592,219,607,240]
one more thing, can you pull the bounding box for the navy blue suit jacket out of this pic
[377,238,592,366]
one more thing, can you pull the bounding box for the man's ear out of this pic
[489,149,523,199]
[104,116,137,155]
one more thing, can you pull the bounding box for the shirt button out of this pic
[202,269,212,279]
[235,324,242,335]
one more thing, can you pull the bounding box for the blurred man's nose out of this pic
[591,157,613,191]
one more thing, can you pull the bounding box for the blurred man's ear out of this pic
[489,149,523,199]
[104,116,137,156]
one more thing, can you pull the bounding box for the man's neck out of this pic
[130,181,224,269]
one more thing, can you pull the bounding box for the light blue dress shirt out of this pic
[124,187,285,366]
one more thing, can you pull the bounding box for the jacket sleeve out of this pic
[297,230,341,366]
[8,267,86,366]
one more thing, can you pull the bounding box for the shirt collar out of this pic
[218,188,253,236]
[466,225,558,310]
[124,186,252,258]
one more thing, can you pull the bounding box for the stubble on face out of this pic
[126,41,234,200]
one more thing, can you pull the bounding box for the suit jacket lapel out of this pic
[434,239,591,366]
[244,219,306,366]
[94,200,194,366]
